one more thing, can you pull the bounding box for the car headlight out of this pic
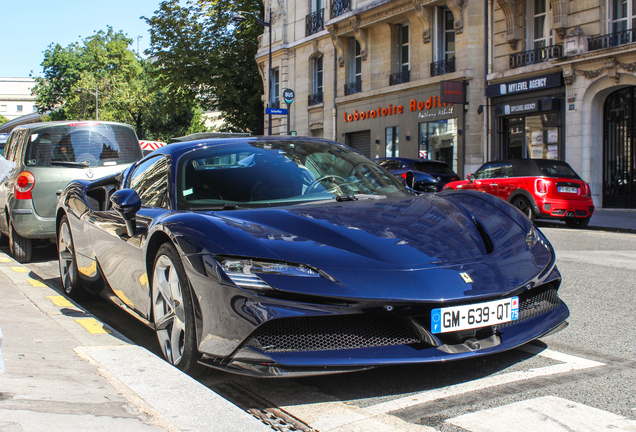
[218,257,319,290]
[526,226,540,248]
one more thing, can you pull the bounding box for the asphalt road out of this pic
[7,226,636,432]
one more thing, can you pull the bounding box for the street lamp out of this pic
[75,86,99,121]
[232,9,273,135]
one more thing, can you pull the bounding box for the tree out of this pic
[0,115,8,126]
[144,0,264,134]
[32,28,207,141]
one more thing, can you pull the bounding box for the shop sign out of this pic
[441,81,465,104]
[495,97,557,117]
[343,95,453,123]
[487,72,562,98]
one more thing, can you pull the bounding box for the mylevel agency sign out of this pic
[486,72,562,98]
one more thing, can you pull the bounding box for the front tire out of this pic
[565,216,590,229]
[9,220,32,263]
[57,215,85,299]
[512,196,535,221]
[151,243,203,376]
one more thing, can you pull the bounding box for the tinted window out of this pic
[178,140,409,210]
[130,156,170,208]
[24,123,141,168]
[413,161,455,174]
[474,163,510,179]
[378,160,402,170]
[536,162,580,179]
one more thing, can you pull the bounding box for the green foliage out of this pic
[0,115,8,126]
[144,0,264,134]
[32,27,207,141]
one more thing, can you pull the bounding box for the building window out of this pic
[345,38,362,95]
[611,0,636,32]
[309,56,324,105]
[531,0,553,49]
[32,105,38,112]
[306,0,324,36]
[0,105,6,112]
[431,8,456,76]
[418,120,458,172]
[271,68,280,108]
[385,126,399,157]
[398,24,409,73]
[16,105,23,113]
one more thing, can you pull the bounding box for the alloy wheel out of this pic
[58,221,75,293]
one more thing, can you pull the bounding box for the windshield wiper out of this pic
[336,194,386,202]
[336,195,358,202]
[50,160,90,168]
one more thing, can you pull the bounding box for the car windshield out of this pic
[177,140,410,210]
[413,161,454,174]
[24,123,141,168]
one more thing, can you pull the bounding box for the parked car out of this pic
[56,136,568,377]
[0,121,143,262]
[0,133,9,154]
[375,157,461,191]
[442,159,594,228]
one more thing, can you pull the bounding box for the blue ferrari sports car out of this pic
[56,137,568,377]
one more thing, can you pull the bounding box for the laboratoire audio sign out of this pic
[343,95,453,123]
[486,72,562,98]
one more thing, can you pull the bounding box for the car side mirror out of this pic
[405,171,416,189]
[468,173,475,182]
[110,189,141,237]
[410,171,439,193]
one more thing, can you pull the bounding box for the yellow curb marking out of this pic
[47,295,75,308]
[0,257,13,263]
[75,318,112,334]
[27,278,48,287]
[10,266,29,273]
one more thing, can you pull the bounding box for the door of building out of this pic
[346,130,371,158]
[603,87,636,208]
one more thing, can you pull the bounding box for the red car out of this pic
[443,159,594,228]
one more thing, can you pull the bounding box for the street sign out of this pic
[283,89,295,105]
[290,131,297,136]
[266,108,288,115]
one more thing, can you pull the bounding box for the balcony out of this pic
[389,71,410,86]
[344,81,362,96]
[430,57,455,77]
[330,0,351,19]
[306,9,324,36]
[308,92,324,106]
[589,29,636,51]
[509,45,563,69]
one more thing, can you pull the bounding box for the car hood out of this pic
[181,194,552,298]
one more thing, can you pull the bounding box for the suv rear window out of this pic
[413,162,454,174]
[24,123,141,168]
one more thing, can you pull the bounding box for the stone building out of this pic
[254,0,488,177]
[490,0,636,209]
[0,78,37,121]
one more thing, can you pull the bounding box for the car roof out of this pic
[13,120,136,133]
[483,159,577,177]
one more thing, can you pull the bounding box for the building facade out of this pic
[255,0,487,178]
[491,0,636,209]
[0,78,37,121]
[255,0,636,209]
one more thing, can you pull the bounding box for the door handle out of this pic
[490,183,498,186]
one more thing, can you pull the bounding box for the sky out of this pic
[0,0,164,78]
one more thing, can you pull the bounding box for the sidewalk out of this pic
[537,208,636,233]
[0,253,271,432]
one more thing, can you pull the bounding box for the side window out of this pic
[5,131,24,162]
[501,163,514,177]
[474,164,493,179]
[475,163,506,179]
[129,156,170,208]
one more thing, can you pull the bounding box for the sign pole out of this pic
[283,88,295,136]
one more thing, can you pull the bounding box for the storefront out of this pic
[487,72,565,161]
[337,85,464,174]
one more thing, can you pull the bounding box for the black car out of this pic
[375,157,461,190]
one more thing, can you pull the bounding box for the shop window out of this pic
[503,114,559,160]
[418,119,458,173]
[385,126,399,157]
[270,68,280,108]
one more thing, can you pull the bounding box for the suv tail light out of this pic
[535,179,549,195]
[584,183,592,197]
[15,171,35,200]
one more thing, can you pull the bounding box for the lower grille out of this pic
[246,315,419,353]
[496,287,562,328]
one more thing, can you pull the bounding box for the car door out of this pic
[0,129,26,234]
[492,163,516,200]
[87,155,171,319]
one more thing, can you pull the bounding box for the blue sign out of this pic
[266,108,288,115]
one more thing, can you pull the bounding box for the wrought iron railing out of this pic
[389,71,410,86]
[330,0,351,19]
[430,57,455,77]
[589,29,636,51]
[509,45,563,69]
[306,9,324,36]
[344,81,362,96]
[308,92,324,106]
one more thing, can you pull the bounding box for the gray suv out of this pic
[0,121,143,262]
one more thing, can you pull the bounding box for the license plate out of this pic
[558,186,578,193]
[431,297,519,334]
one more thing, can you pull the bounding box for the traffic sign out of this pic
[283,89,295,105]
